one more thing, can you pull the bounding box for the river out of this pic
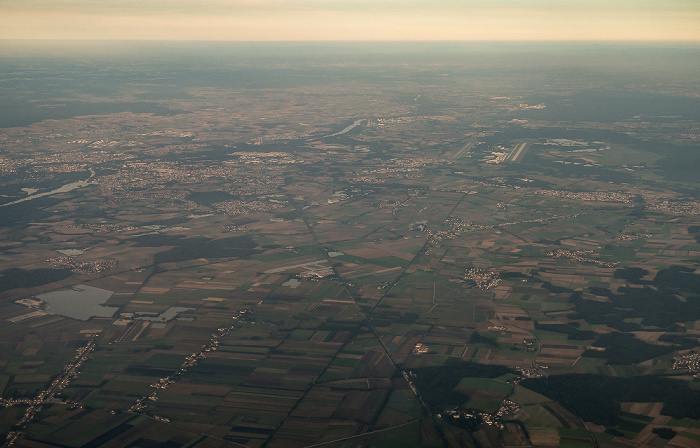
[0,168,95,208]
[320,118,365,138]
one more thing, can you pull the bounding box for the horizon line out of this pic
[2,39,700,44]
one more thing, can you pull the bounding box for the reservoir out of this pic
[37,284,118,321]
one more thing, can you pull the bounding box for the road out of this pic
[2,337,98,446]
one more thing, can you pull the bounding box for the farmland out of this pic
[1,43,699,447]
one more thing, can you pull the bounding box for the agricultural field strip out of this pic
[263,260,330,274]
[283,196,450,443]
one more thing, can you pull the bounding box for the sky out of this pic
[1,0,699,42]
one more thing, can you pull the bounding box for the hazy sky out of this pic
[1,0,699,41]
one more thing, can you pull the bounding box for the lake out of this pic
[37,284,118,321]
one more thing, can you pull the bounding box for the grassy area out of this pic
[455,377,512,395]
[509,385,552,405]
